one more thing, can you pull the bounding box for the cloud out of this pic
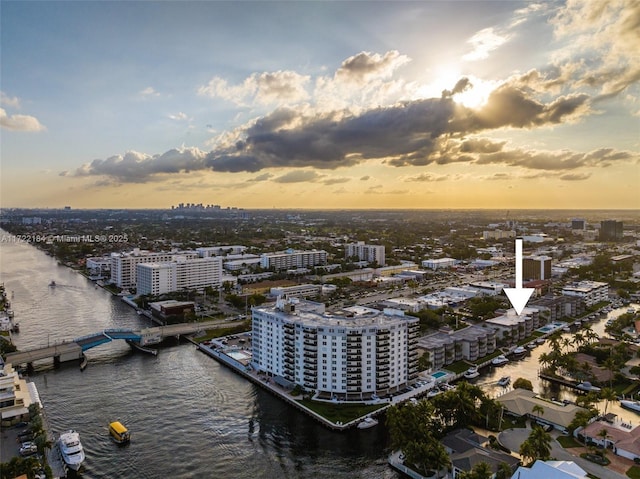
[335,50,410,84]
[0,107,46,132]
[273,170,323,183]
[248,173,273,182]
[360,175,371,181]
[0,92,20,109]
[462,27,510,61]
[559,172,592,181]
[198,70,310,106]
[168,112,189,121]
[322,177,350,185]
[140,86,160,97]
[404,173,449,182]
[63,147,207,183]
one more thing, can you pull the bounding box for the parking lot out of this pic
[0,423,28,462]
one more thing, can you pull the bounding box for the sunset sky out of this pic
[1,1,639,209]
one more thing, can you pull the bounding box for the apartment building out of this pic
[485,308,542,342]
[110,249,198,289]
[417,325,497,371]
[251,299,420,400]
[260,249,327,271]
[136,256,223,296]
[562,281,609,307]
[345,241,386,266]
[270,284,323,299]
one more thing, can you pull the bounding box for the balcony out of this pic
[303,357,317,366]
[378,352,390,360]
[377,364,390,371]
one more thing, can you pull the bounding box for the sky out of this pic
[1,0,639,210]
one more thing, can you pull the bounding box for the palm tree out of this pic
[532,404,545,424]
[519,426,552,465]
[496,462,514,479]
[603,357,617,388]
[600,387,617,415]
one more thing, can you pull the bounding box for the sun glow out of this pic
[416,65,495,109]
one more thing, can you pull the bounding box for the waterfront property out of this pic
[496,388,588,433]
[441,428,520,478]
[0,363,41,426]
[251,298,420,401]
[417,325,497,371]
[579,418,640,462]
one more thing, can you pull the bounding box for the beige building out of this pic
[0,363,40,426]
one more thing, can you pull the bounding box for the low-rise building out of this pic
[580,418,640,462]
[511,460,588,479]
[0,363,39,426]
[562,281,609,307]
[270,284,322,299]
[442,429,519,479]
[485,308,542,342]
[417,325,497,370]
[422,258,457,270]
[497,388,587,433]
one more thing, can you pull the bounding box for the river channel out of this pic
[1,232,638,477]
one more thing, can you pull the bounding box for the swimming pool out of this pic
[537,321,567,333]
[431,371,447,379]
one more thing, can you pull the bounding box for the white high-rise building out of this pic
[259,249,327,271]
[345,242,386,266]
[251,299,420,400]
[136,256,223,296]
[110,249,198,289]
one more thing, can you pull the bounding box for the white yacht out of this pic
[620,399,640,413]
[463,366,480,379]
[491,355,509,366]
[57,430,85,471]
[357,417,378,429]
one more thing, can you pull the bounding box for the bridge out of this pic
[4,319,244,367]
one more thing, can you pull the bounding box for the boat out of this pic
[536,338,546,345]
[463,366,480,379]
[57,430,85,471]
[620,399,640,413]
[491,355,509,366]
[427,388,442,398]
[512,346,527,357]
[527,342,537,350]
[576,381,601,392]
[49,280,56,287]
[497,376,511,387]
[357,417,378,429]
[109,421,131,444]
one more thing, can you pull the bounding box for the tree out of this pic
[600,387,617,415]
[459,461,493,479]
[519,426,552,465]
[513,377,533,391]
[496,462,514,479]
[532,404,545,423]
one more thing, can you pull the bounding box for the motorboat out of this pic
[491,355,509,366]
[576,381,601,392]
[109,421,130,444]
[497,376,511,387]
[357,417,378,429]
[536,338,546,345]
[620,399,640,413]
[49,280,56,287]
[57,430,85,471]
[463,366,480,379]
[512,346,527,357]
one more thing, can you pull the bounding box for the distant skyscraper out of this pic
[600,220,623,241]
[571,218,586,230]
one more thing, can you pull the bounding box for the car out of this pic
[19,442,38,456]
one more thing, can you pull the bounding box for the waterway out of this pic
[2,231,639,477]
[0,235,393,478]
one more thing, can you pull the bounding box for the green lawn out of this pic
[192,322,250,342]
[556,435,582,448]
[297,399,386,424]
[626,466,640,479]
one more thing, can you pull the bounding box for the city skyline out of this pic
[1,1,639,210]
